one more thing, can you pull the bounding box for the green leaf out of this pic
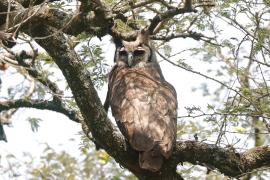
[26,117,42,132]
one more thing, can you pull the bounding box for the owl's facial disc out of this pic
[119,44,147,67]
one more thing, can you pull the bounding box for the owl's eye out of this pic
[119,50,127,56]
[133,49,145,56]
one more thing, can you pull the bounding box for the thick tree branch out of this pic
[15,0,60,8]
[241,146,270,173]
[148,1,197,34]
[0,99,81,123]
[172,141,270,177]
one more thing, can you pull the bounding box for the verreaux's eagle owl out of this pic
[106,30,177,172]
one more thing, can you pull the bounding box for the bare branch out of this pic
[0,99,81,123]
[114,0,157,14]
[1,50,63,98]
[178,112,270,121]
[219,15,270,54]
[152,31,214,42]
[148,1,197,34]
[156,51,238,94]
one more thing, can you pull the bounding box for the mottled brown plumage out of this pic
[107,30,177,172]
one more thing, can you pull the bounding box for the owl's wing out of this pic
[109,67,153,149]
[148,81,177,158]
[104,65,119,112]
[109,66,177,158]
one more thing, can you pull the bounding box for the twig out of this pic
[152,31,216,44]
[148,5,197,34]
[5,0,11,31]
[235,167,270,178]
[7,1,48,32]
[156,50,241,96]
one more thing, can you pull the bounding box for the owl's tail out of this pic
[139,150,164,172]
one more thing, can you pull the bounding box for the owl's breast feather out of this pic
[109,64,177,157]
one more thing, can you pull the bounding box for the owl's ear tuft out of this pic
[137,29,149,45]
[113,36,123,47]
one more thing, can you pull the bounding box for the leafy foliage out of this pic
[1,141,136,180]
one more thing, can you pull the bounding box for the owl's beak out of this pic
[127,52,133,67]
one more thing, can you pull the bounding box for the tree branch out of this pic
[15,51,63,97]
[0,99,81,123]
[1,50,63,99]
[173,141,270,177]
[148,1,197,34]
[113,0,157,14]
[15,0,60,8]
[152,31,213,42]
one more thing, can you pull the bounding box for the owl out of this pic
[106,30,177,172]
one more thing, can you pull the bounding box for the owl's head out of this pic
[114,30,154,68]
